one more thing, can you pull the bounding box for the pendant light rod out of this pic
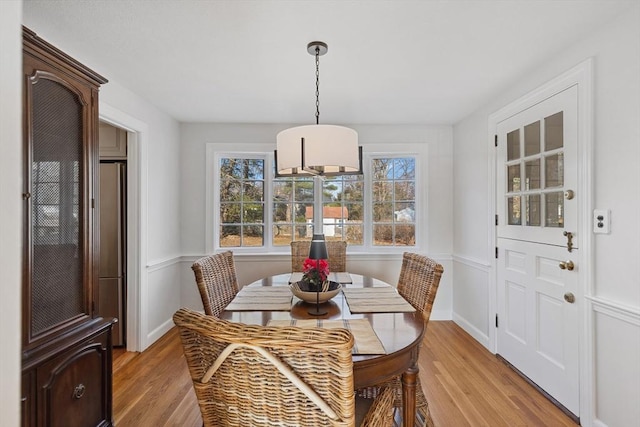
[308,41,327,125]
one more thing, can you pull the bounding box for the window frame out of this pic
[210,149,272,254]
[363,152,420,250]
[206,144,422,254]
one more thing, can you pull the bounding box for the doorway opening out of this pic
[99,103,147,354]
[98,121,127,347]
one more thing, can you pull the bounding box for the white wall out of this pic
[0,1,23,425]
[99,80,182,349]
[179,123,454,320]
[452,5,640,427]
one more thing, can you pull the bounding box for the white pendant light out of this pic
[275,41,362,177]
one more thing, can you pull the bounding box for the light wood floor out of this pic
[113,321,579,426]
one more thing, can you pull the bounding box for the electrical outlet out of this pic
[593,209,610,234]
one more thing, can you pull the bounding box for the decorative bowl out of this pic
[290,281,342,304]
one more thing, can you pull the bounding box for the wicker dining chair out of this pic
[291,240,348,272]
[173,308,395,427]
[191,251,239,317]
[359,252,443,427]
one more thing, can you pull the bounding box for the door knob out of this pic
[564,292,575,303]
[559,260,575,271]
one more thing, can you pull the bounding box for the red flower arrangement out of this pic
[302,257,330,288]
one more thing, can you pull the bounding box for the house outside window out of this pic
[323,175,365,245]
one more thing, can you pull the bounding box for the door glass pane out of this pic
[508,164,521,192]
[508,196,521,225]
[545,153,564,188]
[525,194,541,226]
[545,192,564,227]
[524,121,540,156]
[545,112,563,151]
[507,129,520,161]
[525,159,540,190]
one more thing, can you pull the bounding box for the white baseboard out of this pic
[146,317,175,348]
[452,311,491,351]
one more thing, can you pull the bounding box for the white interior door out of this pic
[496,85,580,417]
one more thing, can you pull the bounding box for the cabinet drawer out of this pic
[37,331,111,427]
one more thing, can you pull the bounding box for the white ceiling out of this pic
[23,0,636,125]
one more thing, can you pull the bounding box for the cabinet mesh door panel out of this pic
[31,78,85,335]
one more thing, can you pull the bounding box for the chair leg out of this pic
[396,377,436,427]
[359,376,436,426]
[416,398,435,427]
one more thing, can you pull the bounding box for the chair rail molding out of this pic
[452,254,491,272]
[146,255,183,272]
[587,296,640,325]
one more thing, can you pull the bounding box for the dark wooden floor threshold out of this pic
[496,353,580,425]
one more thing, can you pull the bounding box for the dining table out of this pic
[220,272,425,427]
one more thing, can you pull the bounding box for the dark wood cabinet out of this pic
[21,27,113,427]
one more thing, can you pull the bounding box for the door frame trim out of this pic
[99,102,150,353]
[487,58,593,423]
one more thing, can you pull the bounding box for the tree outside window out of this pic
[272,175,314,246]
[219,157,265,247]
[215,153,417,250]
[372,157,416,246]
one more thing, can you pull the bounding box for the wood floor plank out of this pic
[420,322,578,427]
[113,321,579,426]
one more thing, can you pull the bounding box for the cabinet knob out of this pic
[73,383,86,399]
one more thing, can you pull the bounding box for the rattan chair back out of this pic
[396,252,444,325]
[191,251,239,317]
[173,308,394,427]
[291,240,348,272]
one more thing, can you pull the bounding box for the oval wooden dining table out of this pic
[220,273,425,427]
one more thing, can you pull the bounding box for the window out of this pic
[219,157,265,247]
[322,175,365,244]
[272,172,365,246]
[213,151,418,251]
[371,157,416,246]
[272,175,315,245]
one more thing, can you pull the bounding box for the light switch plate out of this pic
[593,209,610,234]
